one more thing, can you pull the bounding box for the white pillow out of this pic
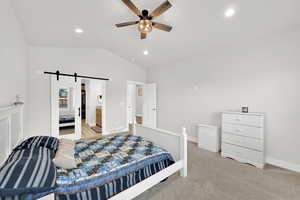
[53,139,77,169]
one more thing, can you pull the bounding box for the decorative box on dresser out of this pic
[221,111,265,169]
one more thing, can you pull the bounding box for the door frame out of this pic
[126,81,145,127]
[83,79,107,135]
[83,78,107,135]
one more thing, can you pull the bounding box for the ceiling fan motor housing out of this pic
[142,10,149,18]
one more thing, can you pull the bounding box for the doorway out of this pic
[82,79,106,138]
[127,81,157,129]
[51,76,106,140]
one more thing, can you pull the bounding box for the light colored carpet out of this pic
[135,142,300,200]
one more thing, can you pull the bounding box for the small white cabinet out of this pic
[197,124,220,153]
[221,112,265,168]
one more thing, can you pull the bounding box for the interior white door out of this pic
[127,83,136,124]
[51,76,81,140]
[142,83,157,128]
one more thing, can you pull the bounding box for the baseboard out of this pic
[105,127,129,135]
[187,136,198,143]
[88,123,96,127]
[266,157,300,173]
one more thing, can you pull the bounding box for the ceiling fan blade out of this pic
[121,0,142,16]
[150,0,172,19]
[152,22,172,32]
[116,21,139,28]
[141,32,147,39]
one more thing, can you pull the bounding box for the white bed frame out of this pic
[0,105,187,200]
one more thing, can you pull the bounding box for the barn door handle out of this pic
[78,108,81,117]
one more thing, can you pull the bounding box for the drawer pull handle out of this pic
[235,129,241,132]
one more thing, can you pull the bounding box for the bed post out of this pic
[19,105,24,141]
[132,123,137,136]
[180,127,188,177]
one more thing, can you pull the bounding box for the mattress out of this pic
[55,135,174,200]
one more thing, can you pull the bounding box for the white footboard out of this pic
[134,125,187,177]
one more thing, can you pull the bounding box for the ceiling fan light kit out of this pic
[138,20,152,33]
[116,0,173,39]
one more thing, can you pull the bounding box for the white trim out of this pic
[266,157,300,173]
[105,127,129,135]
[187,135,198,143]
[87,122,96,127]
[180,127,188,177]
[0,105,16,112]
[101,81,107,134]
[0,104,24,165]
[127,80,146,86]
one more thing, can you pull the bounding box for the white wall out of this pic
[0,0,28,107]
[27,47,146,136]
[147,29,300,167]
[0,0,28,136]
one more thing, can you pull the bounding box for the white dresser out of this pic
[221,111,265,168]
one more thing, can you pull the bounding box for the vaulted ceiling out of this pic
[13,0,300,68]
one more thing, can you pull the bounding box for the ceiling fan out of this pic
[116,0,173,39]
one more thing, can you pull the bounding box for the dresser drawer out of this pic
[222,133,263,151]
[222,123,263,139]
[222,143,263,166]
[222,113,263,127]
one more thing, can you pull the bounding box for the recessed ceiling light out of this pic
[143,50,149,55]
[225,8,235,18]
[75,28,84,34]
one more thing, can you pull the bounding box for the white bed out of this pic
[0,104,187,200]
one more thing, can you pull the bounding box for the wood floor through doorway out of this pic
[81,120,100,139]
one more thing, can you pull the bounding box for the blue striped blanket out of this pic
[0,136,58,200]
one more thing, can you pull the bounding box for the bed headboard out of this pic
[0,105,24,165]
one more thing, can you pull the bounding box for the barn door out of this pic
[51,76,81,140]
